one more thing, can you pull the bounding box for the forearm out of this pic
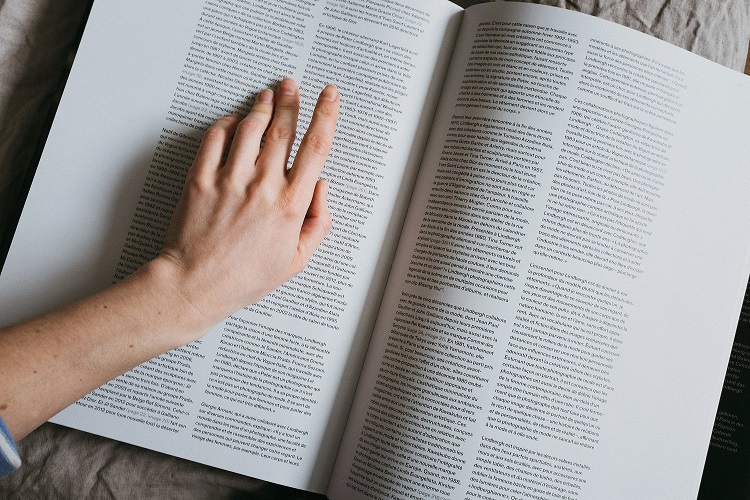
[0,258,209,441]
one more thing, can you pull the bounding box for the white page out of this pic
[328,3,750,499]
[0,0,462,492]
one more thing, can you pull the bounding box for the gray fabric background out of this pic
[0,0,747,498]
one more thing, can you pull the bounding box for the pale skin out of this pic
[0,78,339,442]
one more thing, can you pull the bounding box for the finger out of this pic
[189,114,242,183]
[256,78,299,172]
[294,180,332,273]
[222,89,275,179]
[288,85,339,190]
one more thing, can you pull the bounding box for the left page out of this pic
[0,0,462,492]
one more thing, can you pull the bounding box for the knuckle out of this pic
[236,115,266,136]
[185,172,213,196]
[302,131,332,156]
[266,123,296,142]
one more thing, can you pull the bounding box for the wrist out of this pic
[128,256,220,348]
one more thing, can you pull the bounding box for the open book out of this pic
[1,0,750,498]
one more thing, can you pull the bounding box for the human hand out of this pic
[0,79,338,440]
[155,78,338,333]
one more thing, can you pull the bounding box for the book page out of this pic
[328,3,750,499]
[0,0,462,492]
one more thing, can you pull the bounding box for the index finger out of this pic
[288,84,339,189]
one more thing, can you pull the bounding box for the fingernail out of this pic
[279,78,297,96]
[256,89,274,104]
[321,85,338,101]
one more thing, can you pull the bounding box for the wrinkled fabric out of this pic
[503,0,750,71]
[0,0,747,498]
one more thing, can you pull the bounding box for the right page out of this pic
[328,3,750,499]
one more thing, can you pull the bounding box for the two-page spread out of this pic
[1,0,750,498]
